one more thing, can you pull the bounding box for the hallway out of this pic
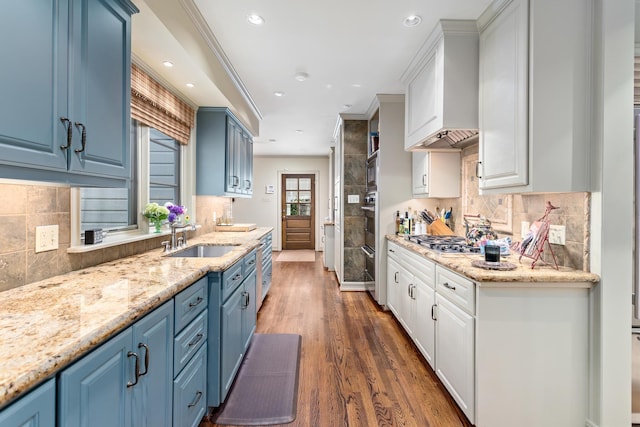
[204,253,472,427]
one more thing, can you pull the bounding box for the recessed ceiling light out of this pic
[163,61,174,68]
[274,91,285,97]
[295,129,303,134]
[403,15,422,27]
[247,14,264,25]
[351,83,362,88]
[294,72,309,82]
[325,83,333,89]
[268,139,277,143]
[186,83,194,88]
[342,104,352,109]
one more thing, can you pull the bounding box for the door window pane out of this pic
[299,204,311,216]
[299,178,311,190]
[285,178,298,190]
[286,191,298,203]
[299,191,311,202]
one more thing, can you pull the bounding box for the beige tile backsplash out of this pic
[0,149,592,291]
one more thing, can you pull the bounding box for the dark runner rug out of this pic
[212,333,302,426]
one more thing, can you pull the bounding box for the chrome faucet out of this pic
[170,223,196,250]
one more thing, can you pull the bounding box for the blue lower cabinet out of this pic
[220,283,245,401]
[58,300,174,427]
[242,269,257,350]
[131,300,174,427]
[173,346,207,427]
[58,328,133,427]
[0,378,55,427]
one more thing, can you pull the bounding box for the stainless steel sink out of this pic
[166,244,238,258]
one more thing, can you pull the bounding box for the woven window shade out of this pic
[131,64,195,144]
[635,57,640,105]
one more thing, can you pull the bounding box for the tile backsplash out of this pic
[0,147,592,292]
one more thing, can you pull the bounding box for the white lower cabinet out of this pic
[386,241,475,424]
[434,293,475,422]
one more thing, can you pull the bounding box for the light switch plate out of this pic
[549,225,566,245]
[35,225,59,253]
[347,195,359,203]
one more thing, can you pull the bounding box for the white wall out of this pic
[588,0,635,426]
[232,155,330,251]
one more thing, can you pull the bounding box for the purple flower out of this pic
[164,202,186,223]
[168,213,177,223]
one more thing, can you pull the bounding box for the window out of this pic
[76,120,183,242]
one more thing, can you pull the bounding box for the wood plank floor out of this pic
[201,253,473,427]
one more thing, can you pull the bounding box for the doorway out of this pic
[281,174,315,250]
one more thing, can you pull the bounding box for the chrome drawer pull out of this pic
[188,333,204,348]
[443,282,456,291]
[187,391,203,408]
[126,352,140,387]
[137,343,150,377]
[188,296,203,308]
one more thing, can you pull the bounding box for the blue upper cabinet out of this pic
[0,0,138,186]
[196,107,254,197]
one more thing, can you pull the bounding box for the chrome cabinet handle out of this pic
[189,296,203,308]
[74,122,86,153]
[432,304,437,321]
[394,272,398,283]
[475,161,482,179]
[60,117,72,150]
[187,391,203,408]
[422,174,426,186]
[245,179,252,189]
[127,351,140,387]
[138,343,150,377]
[241,291,248,308]
[443,282,456,291]
[233,176,240,187]
[188,333,204,348]
[247,259,256,266]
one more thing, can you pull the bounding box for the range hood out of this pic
[402,20,479,151]
[421,129,479,149]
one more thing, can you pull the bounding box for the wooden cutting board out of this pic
[216,223,257,232]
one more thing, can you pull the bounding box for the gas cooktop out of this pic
[405,235,480,254]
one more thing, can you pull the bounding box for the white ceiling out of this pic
[132,0,493,157]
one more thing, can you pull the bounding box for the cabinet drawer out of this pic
[173,345,207,427]
[436,266,475,315]
[222,261,244,302]
[387,241,402,262]
[174,309,208,377]
[404,248,435,288]
[243,248,258,275]
[175,277,208,333]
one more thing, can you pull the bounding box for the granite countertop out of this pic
[386,234,600,286]
[0,227,272,409]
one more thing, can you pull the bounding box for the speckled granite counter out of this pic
[386,234,600,285]
[0,227,272,408]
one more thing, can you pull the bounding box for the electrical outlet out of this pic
[521,221,530,238]
[548,225,566,245]
[35,225,59,253]
[347,194,359,203]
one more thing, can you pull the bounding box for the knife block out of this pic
[428,220,455,236]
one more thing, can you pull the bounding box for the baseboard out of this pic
[339,281,366,291]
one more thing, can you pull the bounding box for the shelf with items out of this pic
[368,109,380,158]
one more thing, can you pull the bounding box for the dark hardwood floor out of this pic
[202,253,472,427]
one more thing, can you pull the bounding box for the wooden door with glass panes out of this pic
[282,174,315,250]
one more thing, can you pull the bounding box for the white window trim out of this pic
[68,124,197,253]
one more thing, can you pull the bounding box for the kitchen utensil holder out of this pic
[512,201,559,269]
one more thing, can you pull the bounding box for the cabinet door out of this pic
[0,0,68,172]
[0,378,56,427]
[386,257,402,317]
[67,0,133,179]
[173,346,207,427]
[413,279,436,369]
[478,0,529,190]
[435,294,475,424]
[225,117,240,193]
[58,328,133,427]
[412,152,428,195]
[220,284,244,402]
[405,46,440,150]
[242,270,257,350]
[397,264,414,336]
[243,132,254,195]
[131,300,174,427]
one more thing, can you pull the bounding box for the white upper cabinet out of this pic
[412,150,461,198]
[402,20,479,151]
[477,0,592,193]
